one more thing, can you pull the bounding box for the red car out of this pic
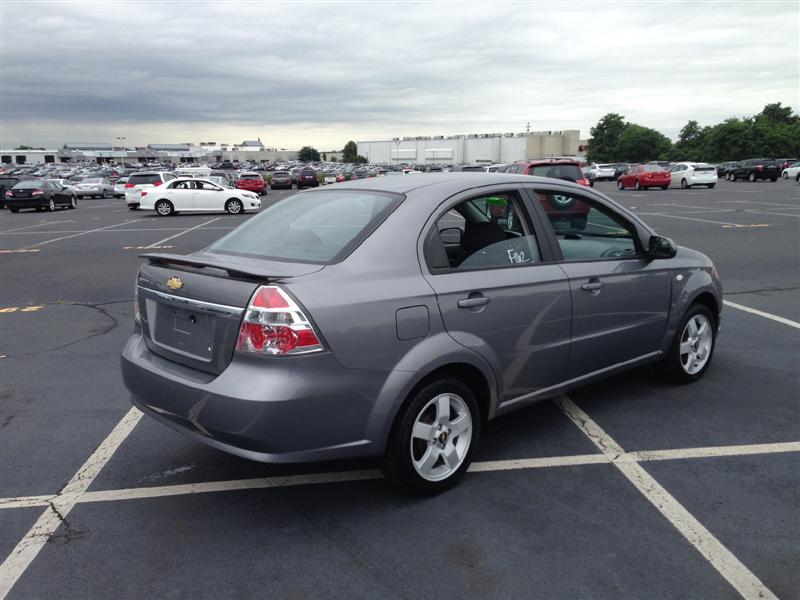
[236,172,267,195]
[617,164,671,190]
[506,159,592,187]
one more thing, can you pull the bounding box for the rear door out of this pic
[529,189,671,379]
[421,187,571,403]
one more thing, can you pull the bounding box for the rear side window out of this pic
[530,164,583,181]
[209,191,402,264]
[128,174,162,185]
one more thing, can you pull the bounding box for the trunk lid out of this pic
[136,252,324,374]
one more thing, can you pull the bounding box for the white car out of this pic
[138,178,261,216]
[587,163,616,181]
[125,172,177,210]
[113,177,128,198]
[46,178,77,193]
[669,162,718,189]
[781,162,800,181]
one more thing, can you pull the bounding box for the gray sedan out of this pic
[74,177,113,198]
[122,174,722,494]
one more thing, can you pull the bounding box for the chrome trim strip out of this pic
[138,286,244,317]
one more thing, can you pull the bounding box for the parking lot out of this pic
[0,179,798,599]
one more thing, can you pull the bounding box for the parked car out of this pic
[125,172,177,210]
[270,171,293,190]
[582,168,596,187]
[138,178,261,216]
[727,159,779,182]
[323,172,338,184]
[587,163,616,181]
[297,167,319,189]
[617,164,671,190]
[612,164,631,180]
[236,172,267,195]
[121,174,722,494]
[781,162,800,180]
[668,162,718,189]
[506,159,591,187]
[73,177,113,198]
[4,179,77,213]
[0,175,25,208]
[715,161,738,177]
[451,164,485,172]
[113,177,129,198]
[775,158,798,172]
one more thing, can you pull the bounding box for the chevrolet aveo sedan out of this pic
[122,174,722,494]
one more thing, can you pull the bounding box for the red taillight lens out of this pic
[140,191,148,197]
[756,165,764,171]
[152,180,163,187]
[236,285,324,356]
[32,190,45,196]
[577,178,590,186]
[4,191,11,197]
[125,183,135,188]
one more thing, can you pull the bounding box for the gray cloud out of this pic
[1,1,797,149]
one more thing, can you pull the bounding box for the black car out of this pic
[270,170,293,190]
[775,158,798,172]
[451,164,485,172]
[612,163,631,180]
[5,179,77,213]
[727,159,779,182]
[297,167,319,189]
[0,175,24,208]
[715,161,739,177]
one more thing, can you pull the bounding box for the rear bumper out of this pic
[121,332,385,463]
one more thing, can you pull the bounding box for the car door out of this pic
[420,187,572,404]
[528,188,671,379]
[193,180,224,211]
[671,164,687,187]
[166,180,195,210]
[620,165,636,187]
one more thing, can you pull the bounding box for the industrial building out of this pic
[358,130,585,166]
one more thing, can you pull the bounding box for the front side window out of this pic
[535,192,639,260]
[429,192,541,271]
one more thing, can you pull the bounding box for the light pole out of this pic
[115,137,126,165]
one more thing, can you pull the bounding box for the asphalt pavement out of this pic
[0,179,798,599]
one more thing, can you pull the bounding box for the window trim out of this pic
[422,186,555,275]
[522,187,647,263]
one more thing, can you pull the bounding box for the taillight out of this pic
[140,191,148,197]
[577,178,590,186]
[32,190,45,196]
[125,183,135,188]
[236,286,324,356]
[4,191,11,197]
[153,181,163,186]
[756,165,764,171]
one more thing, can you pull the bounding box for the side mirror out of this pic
[439,227,463,245]
[647,235,677,259]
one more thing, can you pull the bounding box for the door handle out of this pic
[457,296,491,308]
[581,281,604,292]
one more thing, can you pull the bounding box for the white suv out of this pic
[125,172,177,210]
[669,162,718,189]
[587,163,616,181]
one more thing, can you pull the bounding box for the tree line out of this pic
[587,103,800,164]
[297,141,367,163]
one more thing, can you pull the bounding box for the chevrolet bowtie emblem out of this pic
[166,277,184,290]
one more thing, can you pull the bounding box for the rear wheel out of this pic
[681,179,688,189]
[47,199,55,212]
[617,179,625,190]
[128,204,139,210]
[730,172,736,181]
[748,172,756,182]
[708,184,715,189]
[657,304,716,384]
[155,199,174,216]
[69,196,77,209]
[225,199,243,214]
[634,180,641,190]
[783,171,789,179]
[383,378,480,495]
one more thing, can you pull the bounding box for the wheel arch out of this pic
[690,291,720,330]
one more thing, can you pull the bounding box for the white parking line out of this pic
[556,396,779,600]
[143,217,223,249]
[1,220,77,233]
[637,212,743,226]
[723,300,800,329]
[17,219,147,250]
[0,407,143,600]
[626,441,800,462]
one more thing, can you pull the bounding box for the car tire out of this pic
[748,172,756,182]
[729,172,736,181]
[9,208,19,213]
[128,204,139,210]
[783,172,788,179]
[657,303,716,384]
[708,184,715,189]
[225,199,243,214]
[617,179,625,190]
[681,179,688,189]
[770,177,777,182]
[155,199,174,216]
[47,199,55,212]
[382,378,480,495]
[69,196,77,209]
[634,181,642,190]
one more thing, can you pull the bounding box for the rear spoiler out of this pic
[139,252,292,281]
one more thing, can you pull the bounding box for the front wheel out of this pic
[729,172,737,182]
[383,378,480,495]
[783,172,789,179]
[617,179,625,190]
[634,180,641,190]
[155,199,174,216]
[681,179,688,189]
[748,172,756,182]
[69,196,77,209]
[657,304,716,384]
[47,199,55,212]
[225,199,243,214]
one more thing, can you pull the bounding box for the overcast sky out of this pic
[1,1,798,150]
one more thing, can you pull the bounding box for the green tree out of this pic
[754,102,798,126]
[615,124,673,162]
[587,113,626,162]
[355,155,368,164]
[298,146,320,162]
[702,118,753,162]
[672,120,708,161]
[322,152,327,161]
[342,140,358,163]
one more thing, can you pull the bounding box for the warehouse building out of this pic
[358,130,584,165]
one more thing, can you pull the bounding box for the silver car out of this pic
[122,174,722,494]
[73,177,113,198]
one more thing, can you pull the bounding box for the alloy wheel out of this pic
[679,314,713,375]
[410,393,472,482]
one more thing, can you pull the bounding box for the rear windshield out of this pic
[209,190,402,264]
[301,169,316,175]
[693,165,715,172]
[128,174,162,185]
[530,164,583,180]
[240,174,261,180]
[642,164,664,172]
[273,171,290,176]
[13,180,44,189]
